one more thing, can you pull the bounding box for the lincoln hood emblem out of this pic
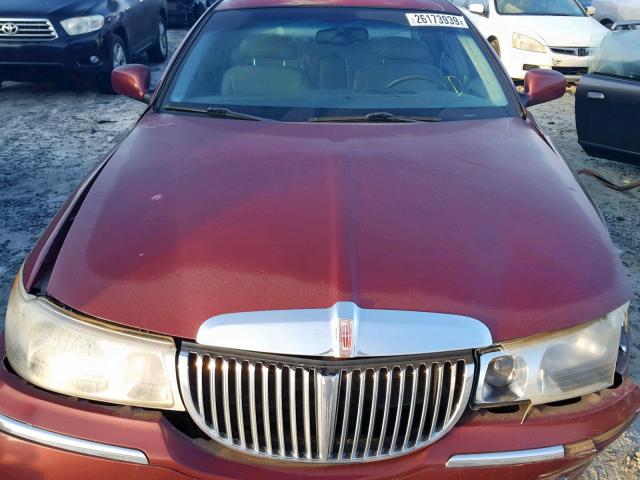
[331,303,358,358]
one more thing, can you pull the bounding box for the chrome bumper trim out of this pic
[446,446,565,468]
[0,412,149,465]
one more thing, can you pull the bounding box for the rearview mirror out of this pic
[316,26,369,44]
[586,6,596,16]
[468,3,486,15]
[521,69,566,108]
[112,64,151,103]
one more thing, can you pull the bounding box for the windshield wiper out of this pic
[163,105,267,121]
[309,112,442,123]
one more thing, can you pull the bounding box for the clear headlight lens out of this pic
[60,15,104,36]
[5,272,184,411]
[475,304,627,406]
[512,33,547,53]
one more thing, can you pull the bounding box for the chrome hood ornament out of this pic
[195,302,492,357]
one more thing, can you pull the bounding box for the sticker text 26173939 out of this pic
[405,13,468,28]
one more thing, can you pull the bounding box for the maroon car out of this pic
[1,0,638,479]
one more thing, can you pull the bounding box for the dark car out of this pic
[576,21,640,164]
[168,0,212,26]
[1,0,638,479]
[0,0,169,91]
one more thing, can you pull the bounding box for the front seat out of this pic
[222,35,309,95]
[353,37,445,91]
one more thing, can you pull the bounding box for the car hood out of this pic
[0,0,95,17]
[43,113,630,343]
[505,16,608,47]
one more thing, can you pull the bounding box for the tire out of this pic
[99,34,128,93]
[147,18,168,63]
[489,38,501,57]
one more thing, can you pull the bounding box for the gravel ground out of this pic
[0,29,639,478]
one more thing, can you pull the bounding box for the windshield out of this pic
[590,30,640,80]
[161,8,516,122]
[495,0,586,16]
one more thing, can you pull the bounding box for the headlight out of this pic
[60,15,104,36]
[475,304,628,406]
[5,271,184,411]
[512,33,547,53]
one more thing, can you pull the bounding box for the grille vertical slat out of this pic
[350,370,367,459]
[275,366,286,456]
[376,369,393,456]
[248,363,259,451]
[302,369,312,459]
[402,366,419,450]
[389,367,406,453]
[261,365,273,454]
[195,355,205,416]
[415,366,431,446]
[179,349,473,463]
[363,370,380,457]
[289,368,299,458]
[221,360,232,440]
[209,357,219,433]
[235,360,246,448]
[337,371,352,458]
[443,363,457,427]
[428,364,444,439]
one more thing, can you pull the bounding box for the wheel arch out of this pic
[113,25,129,51]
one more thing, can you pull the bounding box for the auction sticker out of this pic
[406,13,468,28]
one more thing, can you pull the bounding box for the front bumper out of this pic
[1,334,639,480]
[503,47,592,82]
[0,30,111,81]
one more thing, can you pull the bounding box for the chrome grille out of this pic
[0,19,58,41]
[551,47,589,57]
[178,347,474,463]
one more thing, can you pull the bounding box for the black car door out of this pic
[120,0,149,54]
[576,28,640,163]
[140,0,162,45]
[576,73,640,159]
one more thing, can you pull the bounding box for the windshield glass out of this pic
[495,0,585,16]
[590,30,640,80]
[161,8,516,122]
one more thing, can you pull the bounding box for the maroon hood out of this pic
[40,113,630,342]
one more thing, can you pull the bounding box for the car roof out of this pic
[216,0,459,14]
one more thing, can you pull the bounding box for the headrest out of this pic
[372,37,431,62]
[237,34,298,60]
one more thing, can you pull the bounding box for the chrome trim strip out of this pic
[446,446,565,468]
[0,413,148,465]
[196,301,493,358]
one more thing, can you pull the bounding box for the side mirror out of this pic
[112,64,151,103]
[468,3,486,15]
[586,6,596,16]
[521,69,566,108]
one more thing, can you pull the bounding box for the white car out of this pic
[452,0,609,81]
[592,0,640,29]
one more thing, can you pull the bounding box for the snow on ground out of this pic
[0,28,638,478]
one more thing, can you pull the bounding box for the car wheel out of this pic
[489,38,501,57]
[147,18,169,63]
[99,35,128,94]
